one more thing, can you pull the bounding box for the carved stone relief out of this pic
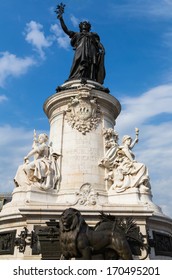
[0,230,16,255]
[149,231,172,257]
[75,183,98,205]
[65,85,101,134]
[99,128,119,169]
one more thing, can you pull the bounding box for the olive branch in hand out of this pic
[55,2,66,18]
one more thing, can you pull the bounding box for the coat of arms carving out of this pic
[65,86,101,134]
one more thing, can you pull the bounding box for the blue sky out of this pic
[0,0,172,217]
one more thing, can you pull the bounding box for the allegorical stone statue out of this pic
[109,132,150,193]
[14,131,60,190]
[100,128,151,194]
[55,3,105,84]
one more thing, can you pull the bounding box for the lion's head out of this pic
[59,208,87,259]
[59,208,85,232]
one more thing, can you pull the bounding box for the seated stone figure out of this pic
[14,133,60,190]
[109,134,150,193]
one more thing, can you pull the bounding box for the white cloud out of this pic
[0,125,33,192]
[56,36,70,49]
[50,23,63,37]
[109,0,172,19]
[148,0,172,18]
[0,52,35,87]
[116,84,172,133]
[50,23,70,50]
[25,21,53,59]
[163,30,172,52]
[70,15,79,27]
[0,95,8,103]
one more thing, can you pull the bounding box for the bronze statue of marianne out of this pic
[55,3,106,85]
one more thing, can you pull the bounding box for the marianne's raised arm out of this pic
[55,3,73,37]
[59,16,72,36]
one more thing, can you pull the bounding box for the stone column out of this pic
[44,80,121,205]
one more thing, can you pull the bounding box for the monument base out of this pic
[0,80,172,259]
[0,193,172,260]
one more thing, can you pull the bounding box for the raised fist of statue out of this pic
[55,2,65,19]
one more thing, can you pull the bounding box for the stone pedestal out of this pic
[43,80,121,205]
[0,80,172,260]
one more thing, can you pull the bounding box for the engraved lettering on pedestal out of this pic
[65,85,101,134]
[67,145,102,173]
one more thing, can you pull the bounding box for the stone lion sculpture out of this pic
[59,208,135,260]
